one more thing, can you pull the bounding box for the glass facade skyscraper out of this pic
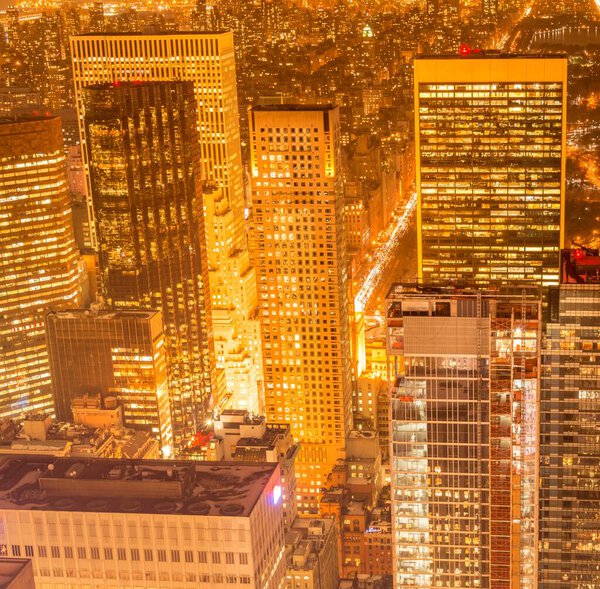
[0,116,85,419]
[71,32,262,414]
[539,249,600,588]
[414,55,566,287]
[82,81,213,447]
[387,286,540,589]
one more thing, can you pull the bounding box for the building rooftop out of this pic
[48,308,159,321]
[560,248,600,284]
[386,283,541,301]
[0,456,277,518]
[252,103,336,112]
[416,51,567,60]
[285,518,334,572]
[72,30,229,37]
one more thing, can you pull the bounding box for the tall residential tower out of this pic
[71,32,262,414]
[0,116,85,419]
[82,81,213,447]
[414,55,566,287]
[249,104,353,514]
[539,249,600,589]
[387,285,541,589]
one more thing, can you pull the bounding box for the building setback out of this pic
[414,54,566,287]
[82,81,214,447]
[46,308,172,452]
[387,285,541,589]
[0,116,85,420]
[249,104,353,514]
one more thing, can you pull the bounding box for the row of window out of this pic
[3,545,248,566]
[35,568,252,584]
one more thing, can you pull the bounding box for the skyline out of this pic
[0,1,600,588]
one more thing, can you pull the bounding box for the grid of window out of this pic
[250,106,352,511]
[389,292,540,589]
[540,284,600,588]
[417,80,563,287]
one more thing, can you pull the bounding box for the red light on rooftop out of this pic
[113,80,121,87]
[459,44,482,57]
[573,249,585,259]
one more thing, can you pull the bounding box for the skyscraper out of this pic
[82,81,213,447]
[46,308,173,453]
[539,248,600,589]
[414,55,566,287]
[70,32,261,414]
[0,116,85,419]
[249,104,353,513]
[387,285,541,589]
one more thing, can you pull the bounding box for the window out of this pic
[211,552,220,564]
[90,547,100,560]
[77,547,86,559]
[225,552,234,565]
[11,545,20,557]
[51,546,60,558]
[198,551,207,563]
[239,553,248,565]
[24,546,33,557]
[117,548,126,561]
[184,550,194,563]
[171,550,180,563]
[157,549,167,562]
[64,547,73,559]
[131,549,139,561]
[240,576,252,585]
[0,546,6,557]
[104,548,113,560]
[144,549,153,561]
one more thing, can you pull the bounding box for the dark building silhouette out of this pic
[82,81,214,446]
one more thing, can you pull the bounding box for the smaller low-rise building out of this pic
[185,410,299,527]
[0,411,159,459]
[285,519,338,589]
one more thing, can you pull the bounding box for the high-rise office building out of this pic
[45,308,173,453]
[539,249,600,589]
[249,104,353,514]
[387,285,541,589]
[0,456,286,589]
[0,116,85,420]
[70,32,261,414]
[414,55,566,287]
[82,81,213,447]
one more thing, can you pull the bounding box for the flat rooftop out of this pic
[0,456,277,518]
[252,104,335,112]
[416,51,567,60]
[48,309,158,321]
[386,283,541,301]
[72,30,229,37]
